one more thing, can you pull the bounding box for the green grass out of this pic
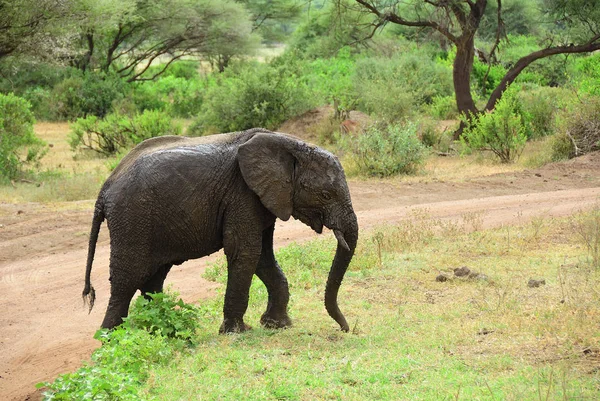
[41,209,600,400]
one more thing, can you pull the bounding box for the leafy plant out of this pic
[69,110,181,155]
[51,72,126,120]
[353,51,453,122]
[126,292,203,344]
[0,93,46,180]
[189,60,314,135]
[341,122,427,177]
[461,86,528,163]
[555,95,600,158]
[40,291,202,400]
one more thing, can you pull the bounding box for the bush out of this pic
[189,61,314,135]
[41,291,202,400]
[550,132,575,161]
[0,94,46,180]
[461,86,528,163]
[51,72,126,120]
[555,96,600,158]
[518,87,562,139]
[341,122,427,177]
[429,95,459,120]
[69,110,181,155]
[353,52,453,122]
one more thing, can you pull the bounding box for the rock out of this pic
[454,266,471,277]
[527,278,546,288]
[435,274,450,282]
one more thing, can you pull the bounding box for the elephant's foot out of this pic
[260,312,293,329]
[219,318,252,334]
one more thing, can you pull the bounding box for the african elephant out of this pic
[82,128,359,333]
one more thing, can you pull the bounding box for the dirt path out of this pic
[2,153,600,400]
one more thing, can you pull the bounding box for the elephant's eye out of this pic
[321,190,332,200]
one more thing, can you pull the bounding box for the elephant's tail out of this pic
[83,196,105,313]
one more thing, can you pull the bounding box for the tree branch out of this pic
[485,39,600,111]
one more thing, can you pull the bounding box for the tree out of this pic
[237,0,303,42]
[67,0,255,80]
[0,0,67,61]
[351,0,600,137]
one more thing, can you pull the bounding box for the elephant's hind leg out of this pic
[141,264,173,299]
[256,224,292,329]
[100,257,147,329]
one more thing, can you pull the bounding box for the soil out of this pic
[2,152,600,400]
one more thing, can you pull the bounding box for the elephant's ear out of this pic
[238,133,295,221]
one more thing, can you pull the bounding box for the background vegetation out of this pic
[2,1,600,398]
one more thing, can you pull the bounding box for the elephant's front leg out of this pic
[256,224,292,329]
[220,230,262,334]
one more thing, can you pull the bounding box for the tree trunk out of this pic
[452,38,479,140]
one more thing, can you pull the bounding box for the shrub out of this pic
[518,87,561,139]
[190,61,314,135]
[555,96,600,158]
[429,95,459,120]
[0,94,46,180]
[51,72,126,120]
[41,291,201,400]
[341,122,427,177]
[353,52,453,122]
[69,110,181,155]
[550,132,575,161]
[461,86,528,163]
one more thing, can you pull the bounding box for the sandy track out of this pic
[2,155,600,400]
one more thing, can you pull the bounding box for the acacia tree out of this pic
[352,0,600,137]
[0,0,67,61]
[68,0,255,80]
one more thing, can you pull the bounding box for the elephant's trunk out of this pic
[325,210,358,332]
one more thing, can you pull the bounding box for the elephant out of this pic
[82,128,359,333]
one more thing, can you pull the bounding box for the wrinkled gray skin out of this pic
[83,128,359,333]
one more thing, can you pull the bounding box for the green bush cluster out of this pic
[51,72,126,120]
[69,110,181,155]
[40,291,203,400]
[353,52,453,122]
[341,122,427,177]
[461,86,528,163]
[189,61,314,135]
[553,96,600,159]
[0,93,46,180]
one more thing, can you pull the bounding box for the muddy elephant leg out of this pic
[219,230,262,334]
[100,257,145,329]
[141,264,173,299]
[255,224,292,329]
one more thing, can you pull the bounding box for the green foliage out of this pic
[353,51,453,122]
[0,93,46,180]
[302,47,357,118]
[40,291,201,400]
[341,122,427,177]
[571,52,600,96]
[429,95,458,119]
[69,110,181,155]
[555,95,600,157]
[130,75,205,118]
[125,292,203,344]
[550,132,575,161]
[51,72,126,120]
[189,61,314,135]
[518,87,568,138]
[461,86,528,163]
[472,57,507,96]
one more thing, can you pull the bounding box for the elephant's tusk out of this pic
[334,230,350,251]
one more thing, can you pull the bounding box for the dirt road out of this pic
[2,152,600,400]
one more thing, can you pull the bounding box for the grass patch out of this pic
[42,207,600,400]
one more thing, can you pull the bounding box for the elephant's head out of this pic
[238,132,358,332]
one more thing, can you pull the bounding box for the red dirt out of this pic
[2,153,600,400]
